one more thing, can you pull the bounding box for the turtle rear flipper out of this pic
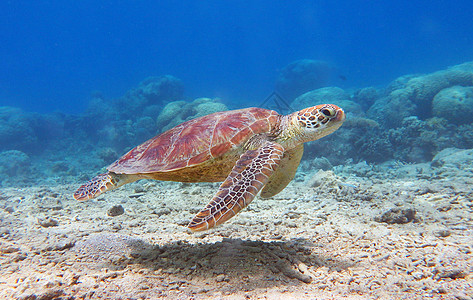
[188,142,284,231]
[73,172,134,201]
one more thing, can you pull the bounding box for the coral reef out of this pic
[0,150,33,187]
[402,66,473,117]
[367,95,415,129]
[353,128,394,163]
[431,147,473,169]
[156,98,227,132]
[0,150,30,176]
[0,74,186,186]
[292,87,361,116]
[0,107,39,153]
[368,62,473,127]
[0,107,65,154]
[74,77,184,153]
[432,86,473,125]
[352,87,380,111]
[455,123,473,148]
[303,110,469,165]
[155,100,187,130]
[336,62,473,163]
[387,117,456,162]
[275,59,333,100]
[97,147,119,164]
[120,75,184,118]
[2,62,473,186]
[137,75,184,105]
[72,75,185,153]
[341,117,379,129]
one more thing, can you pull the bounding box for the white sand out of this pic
[0,162,472,299]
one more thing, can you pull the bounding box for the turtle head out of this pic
[284,104,345,145]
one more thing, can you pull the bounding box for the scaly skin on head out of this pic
[73,172,138,201]
[276,104,345,149]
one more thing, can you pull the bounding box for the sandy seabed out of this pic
[0,162,472,300]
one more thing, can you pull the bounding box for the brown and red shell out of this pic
[108,107,280,174]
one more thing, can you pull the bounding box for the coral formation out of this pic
[275,59,333,100]
[292,87,359,112]
[431,147,473,169]
[432,86,473,125]
[0,107,38,153]
[156,98,227,132]
[0,107,64,154]
[120,75,184,117]
[367,94,416,128]
[75,76,184,153]
[368,62,473,127]
[0,150,30,176]
[137,75,184,105]
[2,62,473,186]
[353,128,394,163]
[352,87,380,111]
[307,169,341,188]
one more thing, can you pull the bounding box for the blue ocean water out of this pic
[3,2,473,298]
[1,1,472,114]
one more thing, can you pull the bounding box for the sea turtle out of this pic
[74,104,345,231]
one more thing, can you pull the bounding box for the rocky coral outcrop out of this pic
[156,98,227,132]
[431,147,473,169]
[76,75,185,152]
[352,87,380,111]
[368,62,473,127]
[292,87,361,115]
[0,150,30,176]
[120,75,184,117]
[432,86,473,125]
[276,59,333,100]
[0,107,65,154]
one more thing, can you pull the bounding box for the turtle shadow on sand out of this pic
[71,232,355,293]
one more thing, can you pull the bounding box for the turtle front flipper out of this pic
[188,142,285,231]
[73,172,135,201]
[260,144,304,198]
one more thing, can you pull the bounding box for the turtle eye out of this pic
[321,107,335,118]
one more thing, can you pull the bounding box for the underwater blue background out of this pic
[2,3,473,297]
[2,0,473,113]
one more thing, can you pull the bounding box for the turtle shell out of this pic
[108,107,280,174]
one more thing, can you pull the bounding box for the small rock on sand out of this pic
[376,208,416,224]
[107,204,125,217]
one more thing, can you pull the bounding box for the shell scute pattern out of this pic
[249,119,271,133]
[211,116,248,146]
[230,127,252,145]
[108,108,279,174]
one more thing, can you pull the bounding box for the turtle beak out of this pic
[334,107,346,123]
[316,104,345,124]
